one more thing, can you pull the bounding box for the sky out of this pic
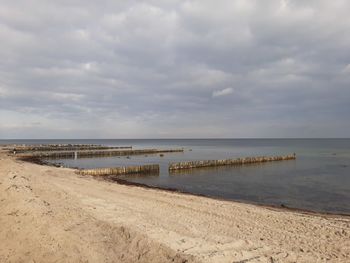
[0,0,350,139]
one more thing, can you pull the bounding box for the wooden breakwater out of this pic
[10,144,132,153]
[19,148,184,159]
[169,154,296,171]
[76,164,159,176]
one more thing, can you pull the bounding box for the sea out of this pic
[1,138,349,214]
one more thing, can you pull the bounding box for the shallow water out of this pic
[2,139,350,214]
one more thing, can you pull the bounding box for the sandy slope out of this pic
[0,150,349,263]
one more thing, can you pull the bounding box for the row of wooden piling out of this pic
[168,154,296,171]
[10,144,132,153]
[18,148,184,159]
[76,164,160,176]
[75,154,296,177]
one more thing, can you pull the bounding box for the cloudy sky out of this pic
[0,0,349,139]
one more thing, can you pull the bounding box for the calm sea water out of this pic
[2,139,350,214]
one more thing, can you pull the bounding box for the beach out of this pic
[0,149,349,263]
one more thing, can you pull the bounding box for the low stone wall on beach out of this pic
[169,154,296,171]
[76,164,160,176]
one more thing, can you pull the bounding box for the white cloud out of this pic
[212,87,233,97]
[341,64,350,74]
[52,93,85,102]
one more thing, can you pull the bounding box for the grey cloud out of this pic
[0,0,350,138]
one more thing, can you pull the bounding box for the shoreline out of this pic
[1,150,349,262]
[21,154,350,217]
[107,177,350,218]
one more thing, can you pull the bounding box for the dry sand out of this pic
[0,149,349,262]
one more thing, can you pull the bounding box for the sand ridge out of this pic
[0,150,349,262]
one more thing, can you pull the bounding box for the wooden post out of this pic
[76,164,160,177]
[169,154,296,171]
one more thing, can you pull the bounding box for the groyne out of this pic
[10,144,132,153]
[76,164,159,176]
[18,148,184,159]
[169,154,296,171]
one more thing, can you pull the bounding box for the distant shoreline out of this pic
[1,137,350,142]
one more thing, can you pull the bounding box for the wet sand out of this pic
[0,149,349,262]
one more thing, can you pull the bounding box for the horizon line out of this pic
[1,137,350,140]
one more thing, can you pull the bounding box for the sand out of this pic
[0,149,349,263]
